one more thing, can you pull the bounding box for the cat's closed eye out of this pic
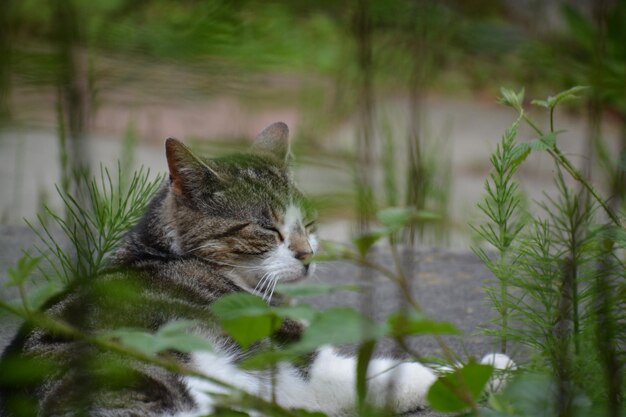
[262,225,285,242]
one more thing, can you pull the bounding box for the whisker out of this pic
[267,277,279,303]
[261,276,274,302]
[254,273,271,294]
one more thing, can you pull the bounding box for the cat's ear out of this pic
[165,138,220,197]
[251,122,291,164]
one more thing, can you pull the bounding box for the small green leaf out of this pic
[387,311,460,337]
[290,308,384,353]
[275,283,359,297]
[353,230,387,257]
[272,304,318,322]
[510,143,531,168]
[427,360,494,412]
[157,320,199,336]
[24,281,64,310]
[211,293,271,320]
[106,329,162,355]
[152,334,213,353]
[319,241,352,259]
[5,255,42,287]
[212,408,251,417]
[498,87,525,112]
[531,99,549,108]
[356,340,376,407]
[211,293,284,349]
[377,207,414,229]
[529,132,556,151]
[238,349,299,370]
[220,315,281,349]
[288,411,328,417]
[377,207,440,230]
[105,321,214,355]
[549,86,590,108]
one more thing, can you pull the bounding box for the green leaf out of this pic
[106,329,162,355]
[531,99,549,108]
[275,283,359,297]
[220,316,281,349]
[157,320,199,336]
[290,308,384,353]
[105,321,214,355]
[211,293,271,320]
[498,87,525,112]
[353,230,388,257]
[387,311,460,337]
[376,207,440,230]
[529,132,557,151]
[211,293,282,349]
[158,333,215,353]
[485,373,560,417]
[238,349,300,370]
[212,408,251,417]
[377,207,414,229]
[356,340,376,408]
[318,240,352,259]
[548,86,590,109]
[272,304,318,322]
[510,143,531,168]
[427,360,494,412]
[511,132,558,166]
[24,281,64,310]
[5,255,42,287]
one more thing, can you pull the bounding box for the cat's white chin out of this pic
[282,263,316,283]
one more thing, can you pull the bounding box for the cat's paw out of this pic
[368,361,437,413]
[480,353,516,393]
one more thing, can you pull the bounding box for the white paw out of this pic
[480,353,516,393]
[371,361,437,413]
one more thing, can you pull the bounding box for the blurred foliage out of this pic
[4,0,626,229]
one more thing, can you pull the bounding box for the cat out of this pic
[0,122,510,417]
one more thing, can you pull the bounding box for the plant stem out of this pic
[522,112,622,227]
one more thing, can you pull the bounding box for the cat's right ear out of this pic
[251,122,291,164]
[165,138,220,197]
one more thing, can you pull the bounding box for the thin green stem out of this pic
[18,283,31,315]
[521,112,622,227]
[522,113,543,136]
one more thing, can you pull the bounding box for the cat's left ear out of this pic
[251,122,292,164]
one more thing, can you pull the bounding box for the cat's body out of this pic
[0,123,505,417]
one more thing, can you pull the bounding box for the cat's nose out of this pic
[295,250,313,264]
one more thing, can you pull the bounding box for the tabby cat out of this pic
[0,122,505,417]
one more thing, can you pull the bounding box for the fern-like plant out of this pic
[27,164,162,283]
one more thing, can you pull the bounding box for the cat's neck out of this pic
[113,184,183,265]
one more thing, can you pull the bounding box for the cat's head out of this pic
[163,122,317,299]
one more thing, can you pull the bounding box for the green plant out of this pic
[26,164,162,282]
[475,86,625,417]
[472,117,527,354]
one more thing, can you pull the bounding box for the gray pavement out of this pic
[0,226,504,416]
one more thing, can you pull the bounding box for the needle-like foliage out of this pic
[26,164,162,282]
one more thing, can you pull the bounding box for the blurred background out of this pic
[1,0,625,247]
